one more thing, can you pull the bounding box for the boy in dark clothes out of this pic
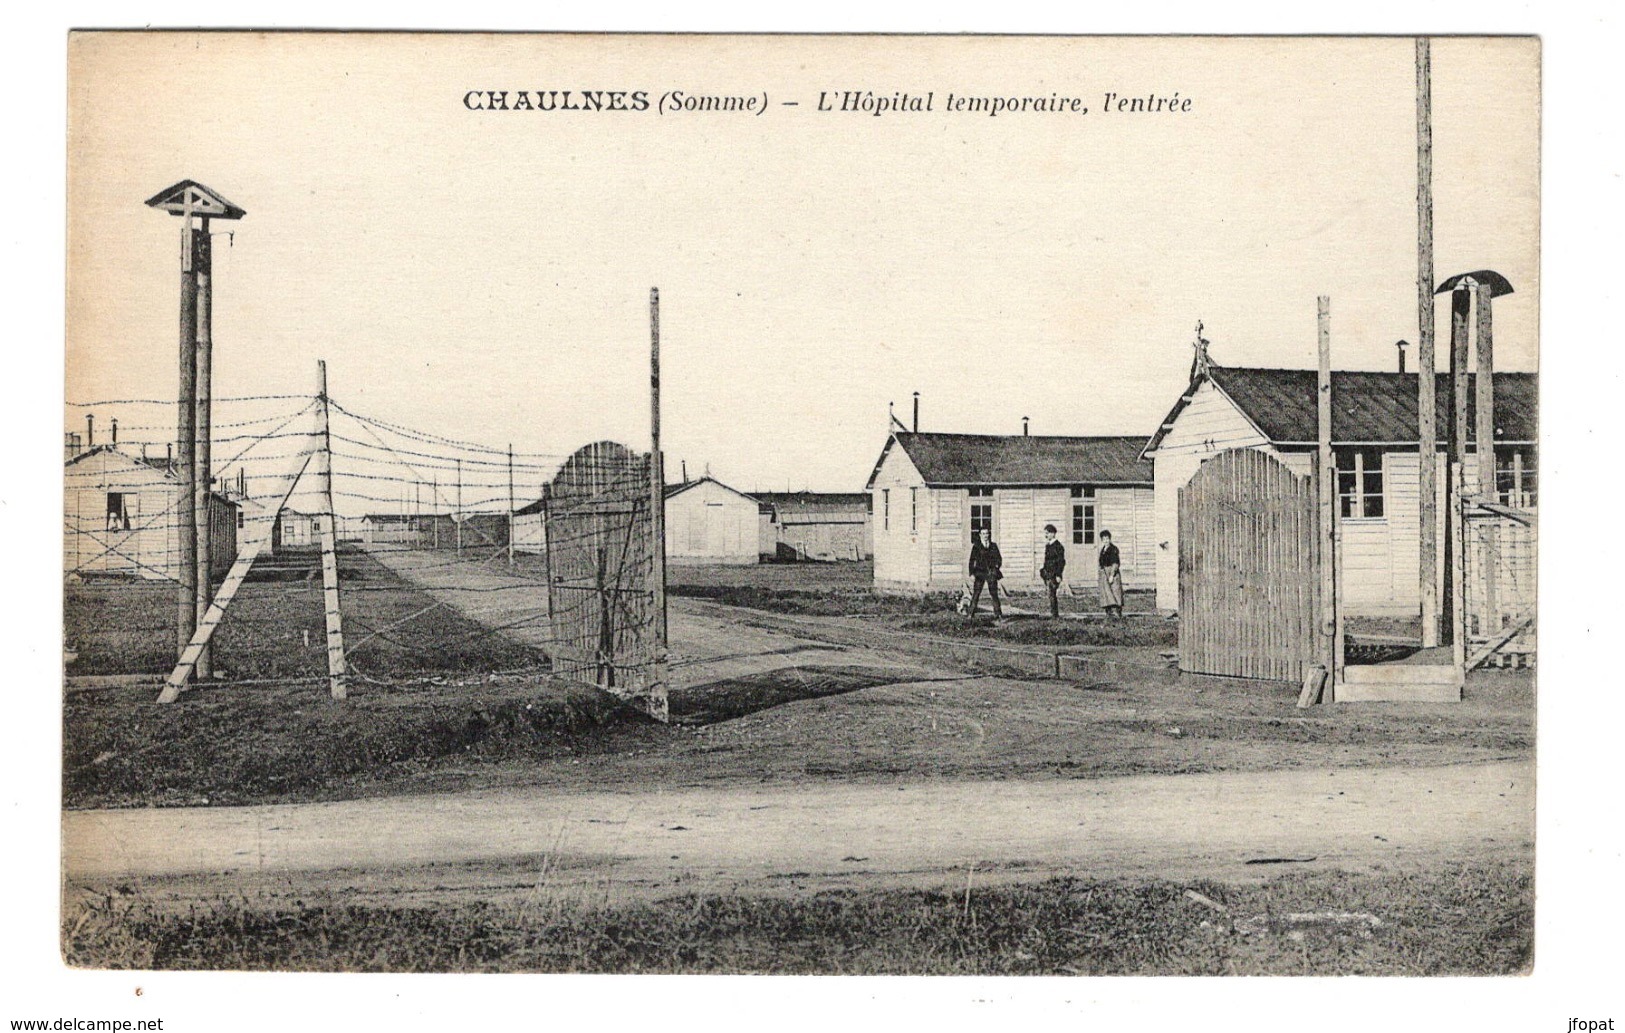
[1039,523,1066,618]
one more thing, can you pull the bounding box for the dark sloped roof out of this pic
[1144,367,1538,454]
[872,433,1153,488]
[1212,368,1537,444]
[753,491,871,514]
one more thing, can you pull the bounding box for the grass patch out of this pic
[897,613,1177,649]
[669,665,910,725]
[64,860,1531,975]
[64,547,546,679]
[669,583,958,617]
[63,677,652,809]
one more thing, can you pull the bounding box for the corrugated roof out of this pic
[753,491,871,514]
[873,433,1153,488]
[1144,367,1538,453]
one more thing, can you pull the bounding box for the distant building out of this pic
[865,432,1154,593]
[1141,365,1537,616]
[63,446,239,582]
[359,513,419,544]
[512,497,546,555]
[277,509,320,549]
[754,491,872,562]
[664,477,759,566]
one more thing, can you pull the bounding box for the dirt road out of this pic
[63,760,1531,901]
[363,546,948,688]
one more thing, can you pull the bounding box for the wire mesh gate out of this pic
[544,441,668,720]
[1179,448,1322,682]
[1462,501,1536,665]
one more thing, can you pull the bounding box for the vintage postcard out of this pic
[60,31,1539,990]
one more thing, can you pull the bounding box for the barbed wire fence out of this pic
[63,377,670,719]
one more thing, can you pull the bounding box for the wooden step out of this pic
[1336,662,1462,703]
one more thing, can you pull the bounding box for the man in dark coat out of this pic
[1039,523,1066,618]
[967,528,1003,619]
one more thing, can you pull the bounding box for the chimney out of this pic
[1022,416,1030,437]
[1396,339,1409,373]
[912,392,920,433]
[86,414,94,448]
[111,418,118,445]
[681,460,689,483]
[166,442,173,472]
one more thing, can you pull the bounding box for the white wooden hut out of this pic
[1140,365,1537,616]
[865,433,1155,593]
[63,446,239,582]
[664,477,759,566]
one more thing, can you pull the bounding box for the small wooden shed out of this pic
[664,477,759,566]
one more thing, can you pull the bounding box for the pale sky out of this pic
[66,34,1539,503]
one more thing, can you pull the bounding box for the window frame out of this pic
[1335,447,1386,520]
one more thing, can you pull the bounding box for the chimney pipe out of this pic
[1022,416,1030,437]
[111,418,118,445]
[166,442,173,470]
[86,414,94,448]
[681,460,688,483]
[912,392,920,433]
[1397,339,1409,374]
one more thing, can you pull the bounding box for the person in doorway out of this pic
[1039,523,1066,618]
[967,528,1003,620]
[1098,529,1124,618]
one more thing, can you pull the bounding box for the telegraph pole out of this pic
[649,288,669,711]
[146,181,244,669]
[194,225,215,678]
[1416,37,1440,648]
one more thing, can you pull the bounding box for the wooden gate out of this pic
[545,441,667,720]
[1179,448,1320,682]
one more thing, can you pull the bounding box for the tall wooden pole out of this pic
[432,474,440,548]
[316,361,347,699]
[194,221,215,679]
[175,202,200,664]
[1474,281,1499,633]
[649,287,670,719]
[456,458,464,557]
[1416,36,1440,648]
[507,444,516,567]
[1317,296,1341,694]
[1447,286,1472,658]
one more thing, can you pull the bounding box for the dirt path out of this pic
[363,546,948,688]
[63,761,1532,901]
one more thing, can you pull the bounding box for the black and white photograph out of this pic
[11,13,1618,1029]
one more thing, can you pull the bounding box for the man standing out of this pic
[1098,529,1124,618]
[1039,523,1066,618]
[967,528,1003,620]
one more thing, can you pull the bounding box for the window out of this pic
[1496,447,1537,508]
[909,487,918,533]
[968,487,993,539]
[1070,486,1096,545]
[882,489,890,531]
[1335,448,1385,519]
[104,492,130,531]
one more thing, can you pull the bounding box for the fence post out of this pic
[1316,296,1339,695]
[316,361,348,699]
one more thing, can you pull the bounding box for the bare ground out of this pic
[64,760,1532,909]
